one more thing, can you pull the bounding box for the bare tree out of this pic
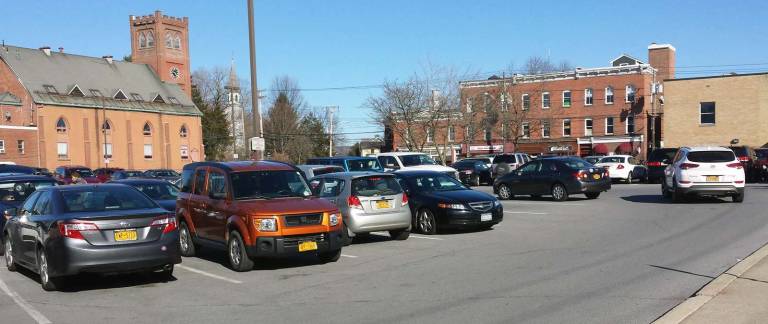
[524,55,573,74]
[367,77,432,153]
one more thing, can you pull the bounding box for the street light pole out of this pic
[247,0,263,160]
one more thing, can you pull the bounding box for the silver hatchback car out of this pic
[310,172,411,244]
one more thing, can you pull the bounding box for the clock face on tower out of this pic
[170,66,181,80]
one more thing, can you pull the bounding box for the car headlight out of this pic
[437,203,467,210]
[329,213,340,226]
[258,218,277,232]
[493,200,501,208]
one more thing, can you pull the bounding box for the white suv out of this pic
[376,152,458,179]
[662,146,745,203]
[490,153,531,179]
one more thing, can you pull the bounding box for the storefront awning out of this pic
[593,144,609,155]
[617,142,634,154]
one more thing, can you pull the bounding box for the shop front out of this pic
[514,139,578,157]
[577,135,645,159]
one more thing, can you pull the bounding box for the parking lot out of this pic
[1,183,767,323]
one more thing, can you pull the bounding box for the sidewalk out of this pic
[655,242,768,324]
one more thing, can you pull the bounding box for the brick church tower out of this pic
[129,11,192,98]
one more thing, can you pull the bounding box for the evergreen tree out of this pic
[193,84,232,161]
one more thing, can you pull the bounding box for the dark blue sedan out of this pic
[0,175,57,231]
[110,178,179,211]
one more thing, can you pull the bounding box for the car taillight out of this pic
[58,221,99,240]
[617,164,625,169]
[738,156,750,162]
[727,162,743,169]
[647,161,663,167]
[151,214,178,234]
[348,195,363,209]
[680,163,699,170]
[401,193,408,206]
[572,170,588,180]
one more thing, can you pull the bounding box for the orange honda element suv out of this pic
[176,161,344,271]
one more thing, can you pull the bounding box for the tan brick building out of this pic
[0,11,203,171]
[663,72,768,148]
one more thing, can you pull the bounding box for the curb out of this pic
[653,242,768,324]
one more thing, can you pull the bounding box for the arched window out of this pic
[56,117,67,133]
[146,31,155,47]
[139,33,147,48]
[165,32,173,48]
[180,124,188,138]
[173,34,181,49]
[102,120,112,134]
[143,122,152,136]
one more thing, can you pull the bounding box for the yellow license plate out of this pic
[592,174,601,180]
[706,176,719,182]
[298,241,318,252]
[376,200,390,209]
[114,229,137,241]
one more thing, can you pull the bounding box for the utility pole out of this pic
[501,72,507,154]
[326,106,338,157]
[247,0,264,160]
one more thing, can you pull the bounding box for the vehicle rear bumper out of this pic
[347,209,411,234]
[568,180,611,193]
[47,232,181,277]
[439,206,503,228]
[245,230,344,258]
[647,167,666,180]
[677,185,744,197]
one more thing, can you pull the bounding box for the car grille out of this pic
[283,233,326,247]
[468,201,493,212]
[284,213,323,227]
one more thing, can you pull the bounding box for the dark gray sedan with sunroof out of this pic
[2,184,180,291]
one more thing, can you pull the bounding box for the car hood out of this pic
[237,197,337,216]
[421,189,495,203]
[401,165,457,172]
[156,200,177,212]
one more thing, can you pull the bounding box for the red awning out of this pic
[617,142,633,154]
[593,144,609,154]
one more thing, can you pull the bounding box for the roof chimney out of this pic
[648,43,676,80]
[39,46,51,56]
[102,55,113,64]
[58,47,64,53]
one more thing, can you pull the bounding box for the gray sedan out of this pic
[310,172,411,244]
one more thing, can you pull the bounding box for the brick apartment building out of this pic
[390,44,675,161]
[0,10,203,171]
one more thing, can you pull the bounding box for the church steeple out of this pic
[227,58,240,91]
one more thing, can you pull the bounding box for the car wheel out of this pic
[341,223,352,246]
[551,183,569,202]
[4,235,16,272]
[389,228,410,241]
[38,248,62,291]
[733,191,745,203]
[661,180,672,199]
[227,231,254,272]
[671,180,685,203]
[497,184,513,200]
[626,171,633,184]
[178,222,197,257]
[417,209,437,235]
[154,264,174,281]
[585,192,600,199]
[318,249,341,263]
[472,175,481,187]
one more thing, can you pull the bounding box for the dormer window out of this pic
[153,94,165,104]
[113,89,128,100]
[43,85,58,94]
[68,85,84,97]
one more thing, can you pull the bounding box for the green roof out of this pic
[0,92,21,106]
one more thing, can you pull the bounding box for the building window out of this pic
[56,117,67,133]
[585,118,593,136]
[562,119,571,137]
[700,102,716,125]
[180,125,188,138]
[605,87,614,104]
[43,85,58,94]
[542,121,551,138]
[114,90,128,100]
[17,140,24,154]
[562,90,571,108]
[174,34,181,49]
[57,142,68,159]
[447,126,455,142]
[143,122,152,136]
[146,31,155,47]
[500,93,508,111]
[144,144,153,159]
[605,117,614,135]
[181,145,189,160]
[585,88,593,106]
[103,143,113,158]
[466,97,473,112]
[102,120,112,134]
[426,127,433,143]
[0,140,4,154]
[522,123,530,139]
[139,33,147,48]
[625,115,635,134]
[69,85,84,97]
[625,85,635,103]
[483,93,491,112]
[542,92,550,109]
[165,32,174,48]
[484,128,492,141]
[522,94,530,110]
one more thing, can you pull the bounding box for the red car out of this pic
[94,167,125,183]
[53,166,100,184]
[757,148,768,182]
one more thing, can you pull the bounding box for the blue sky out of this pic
[2,0,767,142]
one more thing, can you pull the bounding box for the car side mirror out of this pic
[4,207,17,219]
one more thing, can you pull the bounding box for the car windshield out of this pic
[131,182,179,200]
[687,151,736,163]
[584,157,600,164]
[61,186,157,212]
[0,180,56,202]
[352,176,402,196]
[126,171,145,177]
[649,149,678,162]
[0,165,36,175]
[559,158,592,169]
[152,170,179,177]
[409,174,465,192]
[756,150,768,159]
[401,154,437,166]
[231,170,311,199]
[72,168,94,177]
[347,158,383,171]
[312,167,343,176]
[598,157,625,163]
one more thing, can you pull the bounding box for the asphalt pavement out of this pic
[1,183,768,324]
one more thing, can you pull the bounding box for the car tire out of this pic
[662,181,672,199]
[417,209,437,235]
[154,264,174,281]
[585,192,600,199]
[733,191,745,203]
[672,180,685,203]
[626,172,633,184]
[341,223,352,246]
[38,248,62,291]
[551,183,569,202]
[497,184,513,200]
[227,231,254,272]
[318,249,341,263]
[389,228,410,240]
[472,175,481,187]
[178,222,198,257]
[4,235,16,272]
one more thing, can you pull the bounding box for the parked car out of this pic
[112,178,179,211]
[143,169,181,183]
[3,184,180,290]
[377,152,459,179]
[728,146,760,182]
[583,156,603,165]
[494,157,611,201]
[393,170,502,234]
[305,156,384,172]
[310,172,410,244]
[646,148,679,183]
[0,175,57,237]
[662,147,745,203]
[490,153,532,180]
[468,156,493,168]
[0,164,52,177]
[594,155,648,183]
[111,170,147,181]
[296,165,345,179]
[176,161,344,271]
[53,166,99,184]
[452,159,492,186]
[756,148,768,182]
[94,167,124,183]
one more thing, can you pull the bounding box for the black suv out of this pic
[728,146,759,182]
[646,148,678,183]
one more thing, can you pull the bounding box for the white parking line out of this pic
[409,235,444,241]
[504,211,549,215]
[505,202,586,207]
[341,254,358,258]
[0,276,51,324]
[177,265,242,284]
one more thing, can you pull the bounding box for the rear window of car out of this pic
[648,149,678,162]
[598,157,625,163]
[347,158,383,171]
[756,149,768,159]
[687,151,736,163]
[61,186,156,212]
[493,155,514,164]
[559,158,591,169]
[313,166,344,176]
[351,176,402,197]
